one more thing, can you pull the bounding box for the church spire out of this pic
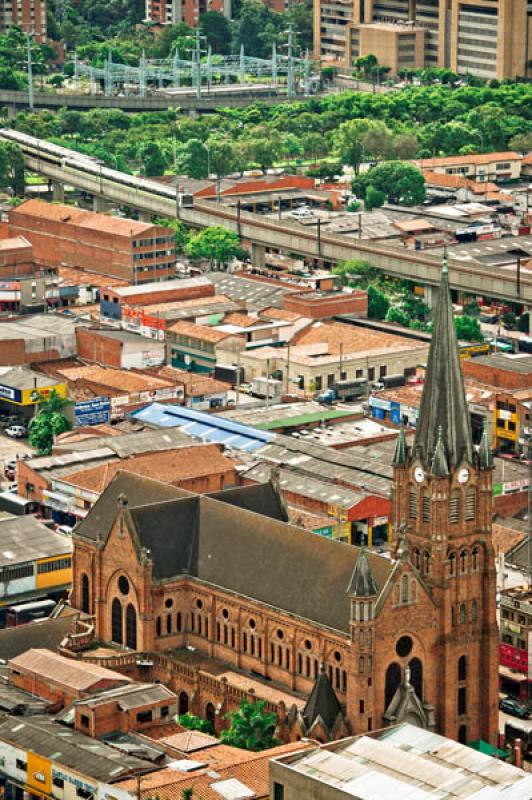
[479,417,493,470]
[414,253,473,471]
[393,421,407,466]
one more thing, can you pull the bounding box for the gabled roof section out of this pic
[414,255,473,470]
[302,666,342,734]
[206,482,289,522]
[347,548,378,596]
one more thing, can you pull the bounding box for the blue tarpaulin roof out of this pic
[130,403,272,452]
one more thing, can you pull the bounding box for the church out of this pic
[71,256,499,744]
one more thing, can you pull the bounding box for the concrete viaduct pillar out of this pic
[425,284,440,311]
[92,195,106,213]
[52,180,64,203]
[139,210,152,223]
[251,242,266,269]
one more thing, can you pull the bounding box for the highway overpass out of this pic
[3,129,530,305]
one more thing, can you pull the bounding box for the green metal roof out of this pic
[256,408,354,430]
[468,740,509,759]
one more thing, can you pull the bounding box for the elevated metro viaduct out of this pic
[3,130,530,307]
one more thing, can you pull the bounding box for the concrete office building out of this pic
[0,0,47,41]
[314,0,532,80]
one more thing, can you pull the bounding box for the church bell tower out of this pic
[391,255,499,744]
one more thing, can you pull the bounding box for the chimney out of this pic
[514,738,522,769]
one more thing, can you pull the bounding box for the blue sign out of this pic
[74,397,111,427]
[390,401,401,425]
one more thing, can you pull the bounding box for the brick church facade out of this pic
[71,257,499,744]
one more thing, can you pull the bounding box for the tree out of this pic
[367,285,389,320]
[178,713,214,734]
[463,299,480,318]
[138,141,167,177]
[365,185,385,210]
[509,132,532,152]
[220,700,278,751]
[206,138,237,178]
[333,119,392,175]
[154,217,188,253]
[393,133,419,160]
[386,306,410,327]
[29,389,72,455]
[354,162,426,207]
[501,311,516,330]
[176,139,208,179]
[332,259,378,288]
[454,315,483,342]
[0,142,25,195]
[199,11,231,55]
[240,137,280,173]
[181,790,193,800]
[186,226,243,267]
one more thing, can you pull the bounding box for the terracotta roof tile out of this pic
[222,312,259,327]
[61,444,234,493]
[292,320,424,356]
[57,266,128,289]
[11,199,161,237]
[414,151,521,169]
[260,306,303,322]
[57,365,175,394]
[168,320,241,343]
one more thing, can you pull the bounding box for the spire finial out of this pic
[479,417,493,470]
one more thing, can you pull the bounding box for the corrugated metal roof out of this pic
[0,516,72,568]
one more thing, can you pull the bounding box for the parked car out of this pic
[5,426,27,438]
[238,383,253,395]
[499,697,531,719]
[55,524,74,537]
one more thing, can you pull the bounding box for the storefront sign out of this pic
[74,397,111,427]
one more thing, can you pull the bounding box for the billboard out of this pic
[74,397,111,427]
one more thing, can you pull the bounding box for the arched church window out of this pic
[471,600,478,623]
[458,655,467,682]
[459,603,466,624]
[460,550,468,574]
[448,552,456,577]
[423,551,430,575]
[81,573,90,614]
[413,548,420,569]
[409,657,423,699]
[458,724,467,744]
[472,547,480,572]
[384,662,401,709]
[126,604,137,650]
[111,598,122,644]
[465,489,476,521]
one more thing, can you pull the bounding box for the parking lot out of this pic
[0,431,32,487]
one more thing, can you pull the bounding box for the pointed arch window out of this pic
[459,603,466,624]
[111,598,122,644]
[471,600,478,623]
[126,604,137,650]
[81,573,90,614]
[401,574,409,604]
[413,548,420,570]
[422,492,430,522]
[460,550,468,574]
[458,655,467,682]
[448,552,456,577]
[472,547,480,572]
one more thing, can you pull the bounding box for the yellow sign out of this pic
[21,383,68,406]
[27,752,52,796]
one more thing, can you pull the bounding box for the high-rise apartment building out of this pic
[145,0,230,28]
[0,0,47,42]
[314,0,532,80]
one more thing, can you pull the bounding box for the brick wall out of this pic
[76,328,122,369]
[283,291,368,319]
[106,282,215,308]
[0,339,27,365]
[463,360,532,390]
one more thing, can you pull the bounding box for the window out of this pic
[379,365,387,378]
[80,714,89,727]
[136,710,153,723]
[37,557,72,573]
[273,783,284,800]
[156,616,161,637]
[77,789,92,799]
[53,778,64,789]
[359,656,365,673]
[161,706,169,718]
[448,552,456,577]
[471,600,478,623]
[458,686,467,715]
[458,655,467,682]
[422,493,430,522]
[460,550,467,574]
[458,724,467,744]
[465,490,475,521]
[409,488,417,519]
[0,564,34,581]
[413,548,420,569]
[176,612,182,631]
[460,603,466,624]
[359,699,365,714]
[401,574,409,604]
[112,598,123,644]
[126,604,137,649]
[16,759,27,772]
[356,369,363,379]
[81,573,90,614]
[368,367,375,381]
[449,491,460,523]
[315,376,322,391]
[472,548,480,572]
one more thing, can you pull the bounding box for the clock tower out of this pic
[391,254,499,743]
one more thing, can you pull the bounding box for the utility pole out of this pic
[285,343,290,394]
[286,25,296,99]
[266,357,270,410]
[235,349,241,407]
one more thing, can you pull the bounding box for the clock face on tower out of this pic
[458,468,470,484]
[414,467,425,483]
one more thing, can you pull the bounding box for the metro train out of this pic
[0,128,192,206]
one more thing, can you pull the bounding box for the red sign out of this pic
[500,642,528,674]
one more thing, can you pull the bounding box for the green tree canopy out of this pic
[454,315,483,342]
[138,141,167,177]
[186,226,243,267]
[28,389,72,456]
[333,119,392,174]
[176,139,208,179]
[178,713,214,734]
[199,11,231,55]
[0,142,25,195]
[220,700,279,751]
[367,284,389,320]
[154,217,188,253]
[354,162,426,207]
